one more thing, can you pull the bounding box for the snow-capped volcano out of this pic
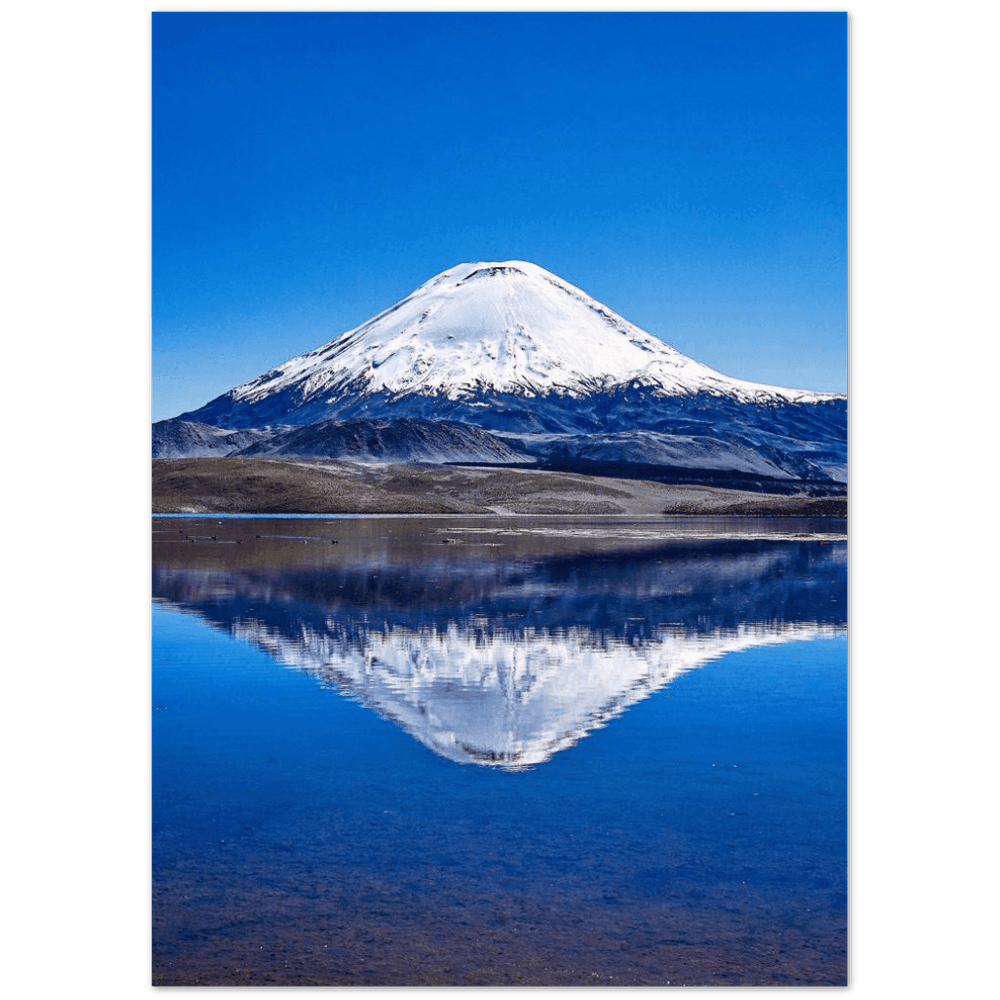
[168,261,846,482]
[225,260,839,410]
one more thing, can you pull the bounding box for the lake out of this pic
[152,515,847,986]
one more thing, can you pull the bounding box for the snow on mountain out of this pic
[211,261,842,414]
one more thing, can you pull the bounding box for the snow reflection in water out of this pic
[153,516,847,986]
[153,516,845,769]
[228,617,839,768]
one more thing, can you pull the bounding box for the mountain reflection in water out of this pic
[152,517,846,769]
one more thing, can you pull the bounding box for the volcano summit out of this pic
[157,261,846,485]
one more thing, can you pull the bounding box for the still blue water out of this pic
[152,516,846,985]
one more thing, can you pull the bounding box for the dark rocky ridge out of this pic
[152,419,272,458]
[164,392,846,485]
[239,416,529,463]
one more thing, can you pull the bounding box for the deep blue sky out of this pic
[153,11,846,421]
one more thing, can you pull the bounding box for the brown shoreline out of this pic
[153,457,846,518]
[152,853,845,987]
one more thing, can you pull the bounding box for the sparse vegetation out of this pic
[153,457,846,517]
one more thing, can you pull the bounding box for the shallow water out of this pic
[152,516,846,985]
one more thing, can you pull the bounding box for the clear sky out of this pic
[153,11,846,421]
